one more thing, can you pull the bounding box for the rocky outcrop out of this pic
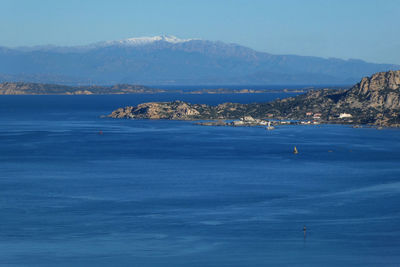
[108,101,248,120]
[356,70,400,94]
[340,70,400,110]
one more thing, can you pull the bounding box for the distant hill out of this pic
[0,82,161,95]
[0,35,399,85]
[0,81,308,95]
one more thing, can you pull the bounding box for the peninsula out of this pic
[108,70,400,127]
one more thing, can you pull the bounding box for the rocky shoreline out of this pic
[106,71,400,128]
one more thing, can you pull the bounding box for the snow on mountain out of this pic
[100,35,194,47]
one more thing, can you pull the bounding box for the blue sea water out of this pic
[0,93,399,266]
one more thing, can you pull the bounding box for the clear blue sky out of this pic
[1,0,399,64]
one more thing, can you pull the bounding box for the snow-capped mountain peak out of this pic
[103,35,194,46]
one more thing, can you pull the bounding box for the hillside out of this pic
[265,70,400,125]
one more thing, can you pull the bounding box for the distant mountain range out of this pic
[1,35,399,85]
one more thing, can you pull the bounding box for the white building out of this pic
[313,113,322,119]
[339,113,352,119]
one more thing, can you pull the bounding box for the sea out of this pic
[0,91,399,266]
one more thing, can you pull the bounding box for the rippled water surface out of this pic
[0,94,399,266]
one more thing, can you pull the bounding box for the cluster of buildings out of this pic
[305,111,352,120]
[231,116,269,126]
[300,112,353,124]
[310,112,354,124]
[228,111,354,127]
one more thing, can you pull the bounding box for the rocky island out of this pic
[108,70,400,127]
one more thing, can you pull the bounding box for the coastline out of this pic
[106,71,400,128]
[193,119,394,129]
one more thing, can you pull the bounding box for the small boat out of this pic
[293,146,298,154]
[266,121,275,130]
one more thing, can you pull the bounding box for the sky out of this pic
[1,0,399,64]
